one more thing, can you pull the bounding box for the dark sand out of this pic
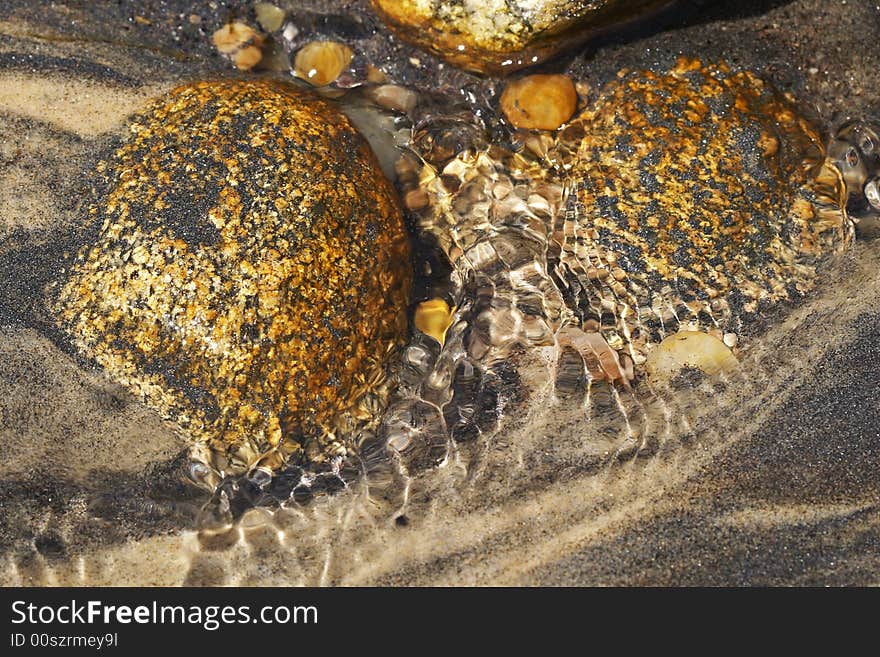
[0,0,878,585]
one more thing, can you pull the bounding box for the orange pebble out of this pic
[500,74,578,131]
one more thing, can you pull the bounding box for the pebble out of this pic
[500,74,578,131]
[646,331,739,383]
[211,22,264,71]
[557,325,629,383]
[294,41,354,87]
[492,181,512,200]
[368,84,418,114]
[404,188,429,211]
[520,131,555,158]
[367,65,388,83]
[414,298,456,346]
[254,2,285,32]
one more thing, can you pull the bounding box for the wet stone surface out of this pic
[552,58,853,359]
[404,57,861,394]
[51,78,411,477]
[370,0,677,74]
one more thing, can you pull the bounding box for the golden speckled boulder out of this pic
[52,79,412,473]
[554,57,851,340]
[370,0,674,74]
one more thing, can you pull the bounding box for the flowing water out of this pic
[1,0,879,586]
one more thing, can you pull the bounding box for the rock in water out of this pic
[369,0,675,74]
[553,57,852,361]
[404,58,855,379]
[52,79,412,473]
[293,41,354,87]
[500,74,578,131]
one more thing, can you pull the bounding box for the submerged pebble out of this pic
[645,331,739,383]
[293,41,354,87]
[368,84,419,114]
[254,2,286,33]
[211,21,265,71]
[414,298,456,346]
[500,74,578,131]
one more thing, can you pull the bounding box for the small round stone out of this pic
[368,84,418,114]
[254,2,285,32]
[52,79,412,471]
[500,74,578,131]
[293,40,354,87]
[233,45,263,71]
[645,331,739,383]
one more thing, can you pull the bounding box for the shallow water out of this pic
[1,0,879,585]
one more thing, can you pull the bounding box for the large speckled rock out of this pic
[370,0,674,74]
[52,79,412,473]
[553,57,852,356]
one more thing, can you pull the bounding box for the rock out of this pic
[211,21,265,71]
[293,40,354,87]
[369,0,676,74]
[553,58,853,365]
[500,74,577,130]
[645,331,739,383]
[51,80,412,473]
[254,2,285,33]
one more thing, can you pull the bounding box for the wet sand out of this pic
[0,0,878,585]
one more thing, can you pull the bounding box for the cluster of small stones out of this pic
[211,5,360,89]
[204,16,847,394]
[293,41,354,87]
[210,1,436,105]
[99,0,860,492]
